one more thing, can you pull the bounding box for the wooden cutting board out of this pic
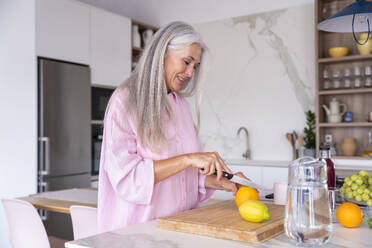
[157,200,285,243]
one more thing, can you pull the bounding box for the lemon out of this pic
[238,200,270,223]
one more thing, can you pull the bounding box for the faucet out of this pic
[237,126,251,160]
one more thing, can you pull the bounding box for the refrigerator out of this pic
[38,58,91,239]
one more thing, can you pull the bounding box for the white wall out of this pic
[193,3,315,161]
[0,1,37,247]
[76,0,313,27]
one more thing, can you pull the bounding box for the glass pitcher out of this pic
[284,157,332,246]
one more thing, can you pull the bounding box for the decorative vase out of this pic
[341,138,357,156]
[132,25,141,48]
[356,33,372,55]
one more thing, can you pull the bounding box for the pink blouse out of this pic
[97,87,214,233]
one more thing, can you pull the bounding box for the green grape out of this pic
[346,180,353,186]
[370,192,372,198]
[368,199,372,206]
[353,191,358,197]
[356,179,363,185]
[357,188,364,195]
[359,170,370,177]
[351,174,358,181]
[364,188,370,194]
[340,187,345,193]
[346,192,354,199]
[362,194,370,201]
[355,195,362,202]
[351,184,358,190]
[369,178,372,185]
[346,187,352,194]
[344,177,351,183]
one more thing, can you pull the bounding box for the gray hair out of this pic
[121,21,208,152]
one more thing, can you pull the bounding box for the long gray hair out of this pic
[122,21,208,152]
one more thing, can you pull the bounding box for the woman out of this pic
[98,21,247,233]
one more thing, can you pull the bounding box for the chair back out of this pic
[2,198,50,248]
[69,205,98,240]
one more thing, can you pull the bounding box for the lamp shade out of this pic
[317,0,372,33]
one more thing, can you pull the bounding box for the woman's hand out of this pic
[233,171,251,189]
[185,152,232,181]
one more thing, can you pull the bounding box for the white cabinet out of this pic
[261,167,288,189]
[90,7,131,87]
[36,0,90,64]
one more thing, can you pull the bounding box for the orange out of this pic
[336,202,363,228]
[235,186,259,207]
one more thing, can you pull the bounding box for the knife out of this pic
[213,171,273,193]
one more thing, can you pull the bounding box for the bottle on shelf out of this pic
[353,66,363,88]
[364,65,372,88]
[343,68,352,89]
[322,69,331,90]
[332,70,341,89]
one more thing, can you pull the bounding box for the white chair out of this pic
[69,205,98,240]
[2,198,50,248]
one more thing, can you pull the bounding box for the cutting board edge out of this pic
[157,218,284,243]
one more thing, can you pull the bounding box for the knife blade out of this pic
[213,171,273,193]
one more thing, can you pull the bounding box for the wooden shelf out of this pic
[319,88,372,95]
[91,120,103,125]
[132,46,143,53]
[319,122,372,128]
[318,54,372,64]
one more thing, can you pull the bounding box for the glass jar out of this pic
[365,65,372,88]
[343,68,352,89]
[353,66,364,88]
[284,157,332,246]
[323,70,331,90]
[332,70,341,89]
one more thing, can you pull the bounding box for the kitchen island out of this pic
[65,218,371,248]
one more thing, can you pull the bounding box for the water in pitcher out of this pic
[284,157,332,246]
[285,183,332,246]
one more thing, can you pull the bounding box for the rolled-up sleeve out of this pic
[198,173,215,203]
[104,97,154,205]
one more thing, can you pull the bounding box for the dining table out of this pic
[18,188,97,214]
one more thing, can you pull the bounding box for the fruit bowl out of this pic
[328,47,349,58]
[343,196,368,207]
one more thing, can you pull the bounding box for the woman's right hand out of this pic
[185,152,233,181]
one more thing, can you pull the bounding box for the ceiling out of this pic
[77,0,313,27]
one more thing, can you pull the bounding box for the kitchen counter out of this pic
[226,159,372,170]
[65,219,371,248]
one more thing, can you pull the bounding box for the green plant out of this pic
[303,110,315,149]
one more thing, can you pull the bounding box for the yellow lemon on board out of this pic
[238,200,270,223]
[235,186,259,207]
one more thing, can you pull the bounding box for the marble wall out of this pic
[193,3,315,161]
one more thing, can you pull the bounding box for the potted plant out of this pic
[303,110,316,157]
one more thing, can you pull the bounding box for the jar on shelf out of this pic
[132,25,141,48]
[343,68,352,89]
[353,66,363,88]
[322,69,331,90]
[332,70,341,89]
[364,65,372,88]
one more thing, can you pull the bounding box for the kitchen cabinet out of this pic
[131,20,158,71]
[90,7,131,87]
[261,167,288,189]
[315,0,372,160]
[36,0,90,64]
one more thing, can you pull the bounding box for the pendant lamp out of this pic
[317,0,372,45]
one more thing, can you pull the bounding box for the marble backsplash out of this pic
[193,3,315,161]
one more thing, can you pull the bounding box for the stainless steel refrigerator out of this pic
[38,58,91,239]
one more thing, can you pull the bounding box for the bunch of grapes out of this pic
[340,170,372,206]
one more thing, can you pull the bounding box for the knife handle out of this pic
[213,171,233,180]
[200,168,234,179]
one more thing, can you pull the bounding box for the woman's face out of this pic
[164,43,202,92]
